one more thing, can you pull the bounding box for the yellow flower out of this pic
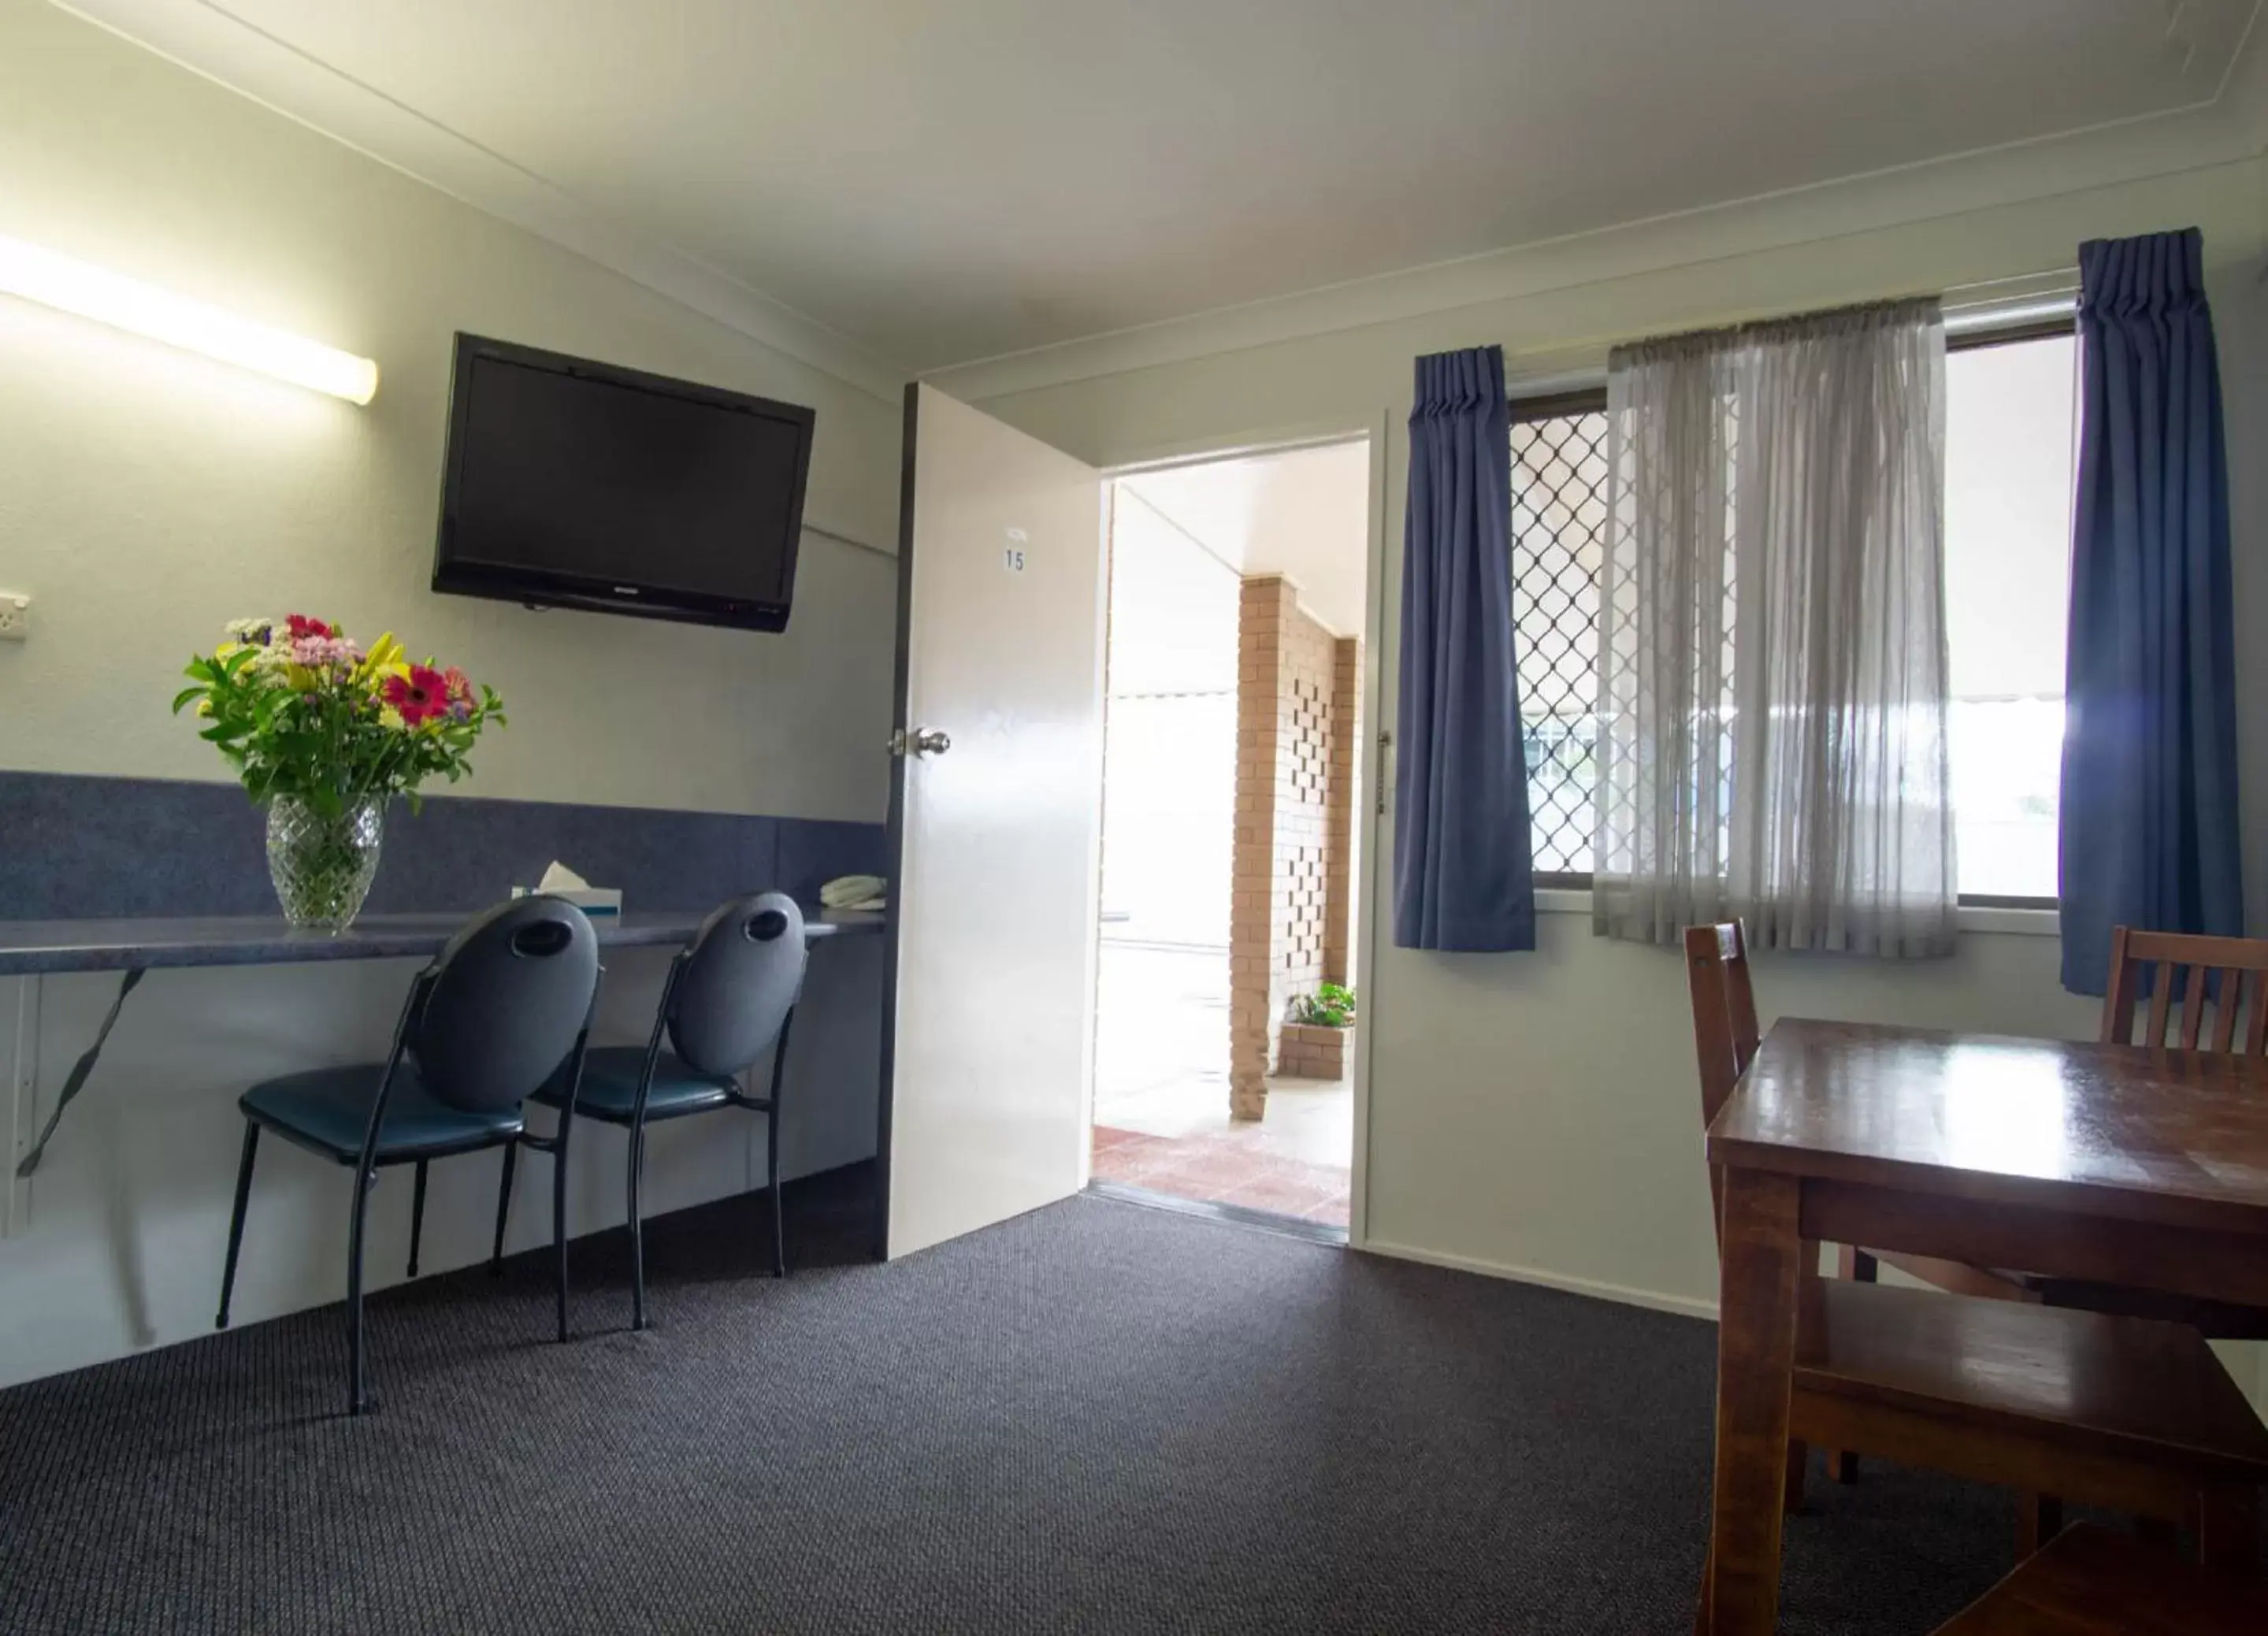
[195,697,214,718]
[358,633,405,681]
[379,705,406,731]
[284,663,318,692]
[217,640,243,660]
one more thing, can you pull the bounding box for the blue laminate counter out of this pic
[0,907,882,978]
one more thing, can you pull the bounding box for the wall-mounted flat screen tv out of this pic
[432,333,815,633]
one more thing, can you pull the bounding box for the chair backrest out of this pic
[1685,921,1759,1245]
[1686,920,1761,1128]
[2102,926,2268,1055]
[668,892,807,1079]
[411,898,600,1114]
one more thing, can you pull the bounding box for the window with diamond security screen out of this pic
[1509,393,1609,879]
[1505,329,2071,898]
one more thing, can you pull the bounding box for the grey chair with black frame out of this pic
[214,897,602,1415]
[531,891,807,1331]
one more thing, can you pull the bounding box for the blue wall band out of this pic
[0,771,885,921]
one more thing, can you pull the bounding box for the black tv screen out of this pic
[433,334,815,632]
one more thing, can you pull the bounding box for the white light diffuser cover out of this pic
[0,234,377,404]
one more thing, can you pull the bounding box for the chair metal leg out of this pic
[551,1122,572,1344]
[216,1122,259,1330]
[766,1013,793,1279]
[628,1117,649,1332]
[767,1110,785,1279]
[346,1165,377,1415]
[489,1141,517,1275]
[406,1159,429,1278]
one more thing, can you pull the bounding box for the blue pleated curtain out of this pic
[1394,345,1536,951]
[2058,228,2244,993]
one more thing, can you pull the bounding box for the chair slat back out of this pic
[668,892,807,1079]
[2101,926,2268,1057]
[1685,921,1759,1245]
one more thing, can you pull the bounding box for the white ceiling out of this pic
[1121,440,1372,640]
[61,0,2264,375]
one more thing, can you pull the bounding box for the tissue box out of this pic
[510,886,623,918]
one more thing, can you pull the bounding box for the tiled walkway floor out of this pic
[1091,942,1351,1227]
[1092,1116,1351,1226]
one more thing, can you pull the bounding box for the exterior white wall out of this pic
[942,158,2268,1397]
[0,2,901,1388]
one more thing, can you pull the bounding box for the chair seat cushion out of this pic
[529,1046,737,1123]
[241,1062,523,1162]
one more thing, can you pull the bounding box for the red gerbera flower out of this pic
[382,663,451,727]
[284,614,336,641]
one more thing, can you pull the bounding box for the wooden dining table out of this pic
[1700,1017,2268,1633]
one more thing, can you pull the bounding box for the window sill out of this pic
[1530,888,2059,939]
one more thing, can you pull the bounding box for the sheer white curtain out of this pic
[1592,299,1957,956]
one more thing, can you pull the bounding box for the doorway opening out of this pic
[1087,438,1372,1235]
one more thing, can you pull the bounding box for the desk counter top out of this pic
[0,907,883,978]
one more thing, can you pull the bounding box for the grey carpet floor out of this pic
[0,1175,2056,1634]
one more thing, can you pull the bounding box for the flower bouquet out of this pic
[173,614,505,929]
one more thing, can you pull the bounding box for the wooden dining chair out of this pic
[2103,926,2268,1055]
[1932,1523,2268,1634]
[1686,921,2268,1568]
[1847,927,2268,1341]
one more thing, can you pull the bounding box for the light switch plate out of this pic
[0,594,28,641]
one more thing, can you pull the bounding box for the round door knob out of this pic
[890,727,952,758]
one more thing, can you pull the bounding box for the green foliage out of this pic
[171,617,504,818]
[1290,982,1356,1028]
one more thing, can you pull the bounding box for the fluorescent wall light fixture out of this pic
[0,234,378,404]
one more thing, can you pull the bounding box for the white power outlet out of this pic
[0,594,28,642]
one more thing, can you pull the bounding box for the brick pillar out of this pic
[1322,636,1360,989]
[1230,579,1286,1120]
[1230,576,1341,1120]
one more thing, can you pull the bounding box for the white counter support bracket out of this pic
[6,974,42,1237]
[13,967,143,1194]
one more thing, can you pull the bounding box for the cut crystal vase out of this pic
[264,794,384,931]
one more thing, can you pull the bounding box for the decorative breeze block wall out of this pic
[1323,635,1361,989]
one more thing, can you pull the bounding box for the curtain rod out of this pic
[1507,279,2078,397]
[1943,286,2077,335]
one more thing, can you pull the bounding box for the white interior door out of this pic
[880,384,1105,1259]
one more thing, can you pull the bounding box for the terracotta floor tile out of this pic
[1093,1101,1349,1226]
